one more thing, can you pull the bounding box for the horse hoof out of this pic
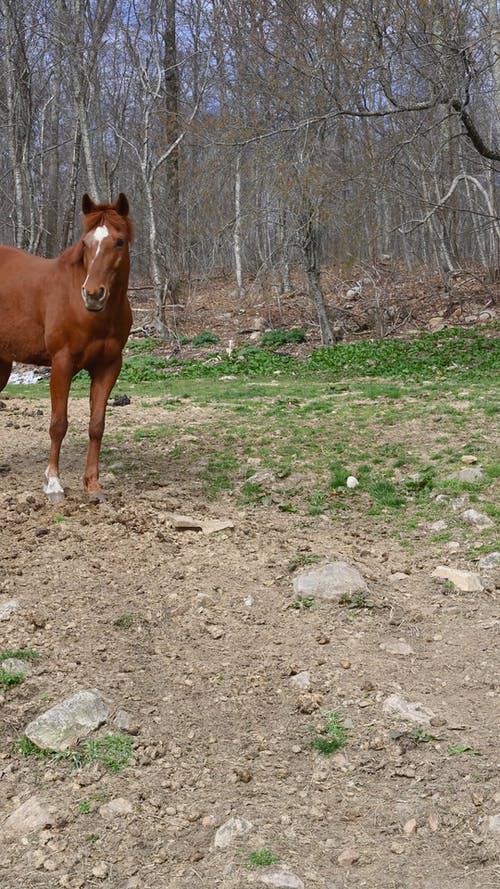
[47,491,65,505]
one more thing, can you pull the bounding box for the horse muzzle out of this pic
[82,286,107,312]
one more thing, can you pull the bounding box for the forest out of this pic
[0,0,498,340]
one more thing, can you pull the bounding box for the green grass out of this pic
[18,733,134,772]
[0,669,25,690]
[0,648,39,662]
[246,848,281,868]
[191,331,220,347]
[311,711,348,755]
[260,327,306,347]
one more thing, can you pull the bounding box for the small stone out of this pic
[458,467,483,482]
[0,657,32,677]
[486,814,500,833]
[337,849,360,866]
[461,509,494,529]
[461,455,477,464]
[293,561,367,601]
[251,868,305,888]
[4,796,52,836]
[92,862,109,879]
[169,514,204,531]
[112,709,131,731]
[432,566,483,592]
[289,671,311,690]
[430,520,447,532]
[383,694,434,725]
[99,798,134,820]
[25,689,108,751]
[214,816,253,849]
[380,640,414,657]
[403,818,417,835]
[479,552,500,570]
[202,518,235,535]
[346,476,359,489]
[0,598,21,620]
[427,813,439,831]
[389,572,410,582]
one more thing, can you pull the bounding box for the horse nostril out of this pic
[98,287,105,300]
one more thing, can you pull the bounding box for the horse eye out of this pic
[116,238,125,248]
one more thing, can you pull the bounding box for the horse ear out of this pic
[82,194,96,215]
[114,193,129,217]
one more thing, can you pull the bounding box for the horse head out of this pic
[80,193,132,312]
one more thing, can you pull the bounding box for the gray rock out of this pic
[0,598,21,621]
[383,694,434,725]
[457,467,483,483]
[461,509,494,529]
[0,657,32,677]
[246,469,276,486]
[214,815,253,849]
[290,671,311,690]
[486,813,500,833]
[25,689,108,751]
[430,520,447,532]
[432,566,483,592]
[479,552,500,570]
[202,518,234,535]
[379,640,414,657]
[4,796,52,836]
[293,561,367,601]
[112,709,131,731]
[249,868,305,888]
[99,798,134,819]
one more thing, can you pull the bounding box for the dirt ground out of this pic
[1,391,499,889]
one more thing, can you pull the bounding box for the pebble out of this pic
[383,693,434,725]
[213,815,253,848]
[461,455,478,464]
[461,509,494,529]
[25,689,108,751]
[337,849,360,866]
[403,818,417,835]
[479,551,500,569]
[4,796,52,837]
[379,640,414,657]
[431,566,483,592]
[99,798,134,819]
[0,598,21,620]
[457,467,483,483]
[249,868,305,888]
[289,671,311,690]
[293,560,368,601]
[486,814,500,833]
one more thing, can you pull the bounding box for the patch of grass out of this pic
[246,848,281,868]
[291,595,316,610]
[191,331,220,347]
[240,481,270,506]
[261,327,306,348]
[0,669,25,690]
[287,553,322,572]
[369,479,405,510]
[119,355,169,383]
[447,743,481,756]
[113,613,137,630]
[339,589,374,609]
[78,799,91,814]
[311,711,348,755]
[18,733,134,772]
[0,648,39,662]
[330,461,350,490]
[202,452,239,498]
[126,337,161,352]
[133,424,169,442]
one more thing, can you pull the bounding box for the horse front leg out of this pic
[44,359,73,503]
[83,358,122,500]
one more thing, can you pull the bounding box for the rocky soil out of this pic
[1,384,499,889]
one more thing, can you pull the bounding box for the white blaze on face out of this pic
[83,225,110,289]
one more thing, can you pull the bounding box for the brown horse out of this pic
[0,193,133,503]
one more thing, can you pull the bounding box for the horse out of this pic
[0,193,133,503]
